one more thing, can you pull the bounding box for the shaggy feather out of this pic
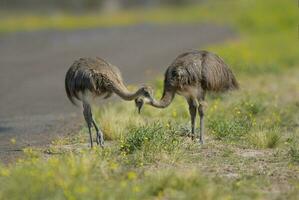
[65,57,152,105]
[165,50,238,93]
[65,57,124,105]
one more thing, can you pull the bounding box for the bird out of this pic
[135,50,238,144]
[65,57,153,148]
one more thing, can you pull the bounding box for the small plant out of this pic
[208,115,252,140]
[120,123,180,154]
[289,143,299,163]
[241,99,265,116]
[247,127,281,149]
[119,122,186,165]
[143,170,227,199]
[94,103,145,140]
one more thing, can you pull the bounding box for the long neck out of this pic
[112,82,142,101]
[149,87,175,108]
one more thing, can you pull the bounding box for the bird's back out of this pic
[164,50,238,92]
[165,51,203,88]
[65,57,124,104]
[74,57,122,80]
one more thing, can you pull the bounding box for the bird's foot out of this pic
[96,136,104,148]
[199,139,204,145]
[184,132,195,140]
[99,140,104,148]
[96,136,100,145]
[191,135,195,141]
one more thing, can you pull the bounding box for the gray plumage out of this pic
[165,50,238,93]
[65,57,152,148]
[136,50,238,144]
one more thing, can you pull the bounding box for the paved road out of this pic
[0,23,234,162]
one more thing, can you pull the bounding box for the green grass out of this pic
[1,0,299,199]
[208,0,298,74]
[0,5,209,33]
[289,136,299,164]
[247,127,281,149]
[0,151,256,200]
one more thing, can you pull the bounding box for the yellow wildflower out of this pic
[133,186,140,193]
[127,171,137,180]
[166,123,170,128]
[10,138,16,145]
[172,110,177,118]
[121,181,127,188]
[0,168,10,176]
[110,162,118,170]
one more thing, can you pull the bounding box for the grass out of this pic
[247,127,281,149]
[289,145,299,164]
[1,0,299,199]
[0,6,209,33]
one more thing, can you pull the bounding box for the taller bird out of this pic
[135,50,238,144]
[65,57,152,148]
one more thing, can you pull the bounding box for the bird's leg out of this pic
[92,120,100,145]
[88,125,93,148]
[198,104,204,144]
[197,91,206,145]
[83,102,94,148]
[92,119,104,147]
[187,98,198,140]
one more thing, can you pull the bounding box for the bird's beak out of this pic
[137,102,143,114]
[149,96,154,104]
[135,99,144,114]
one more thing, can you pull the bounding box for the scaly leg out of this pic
[83,101,94,148]
[88,125,93,148]
[92,119,104,147]
[197,91,206,144]
[187,98,198,140]
[198,104,204,144]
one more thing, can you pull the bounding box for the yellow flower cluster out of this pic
[127,171,137,180]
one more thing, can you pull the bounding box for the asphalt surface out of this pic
[0,23,234,163]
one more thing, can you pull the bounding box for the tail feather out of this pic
[201,52,239,92]
[65,64,79,105]
[65,59,98,105]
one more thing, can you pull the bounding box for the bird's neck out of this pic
[112,82,142,101]
[149,88,175,108]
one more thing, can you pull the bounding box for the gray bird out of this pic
[135,50,238,144]
[65,57,152,148]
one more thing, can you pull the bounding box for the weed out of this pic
[120,123,187,165]
[208,113,252,140]
[247,127,281,149]
[289,143,299,163]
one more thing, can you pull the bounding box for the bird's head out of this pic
[140,86,153,99]
[135,86,154,114]
[135,97,144,114]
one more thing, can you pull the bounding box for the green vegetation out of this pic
[1,0,299,199]
[0,6,208,33]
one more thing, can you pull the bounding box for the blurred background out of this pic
[0,0,298,162]
[1,0,200,12]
